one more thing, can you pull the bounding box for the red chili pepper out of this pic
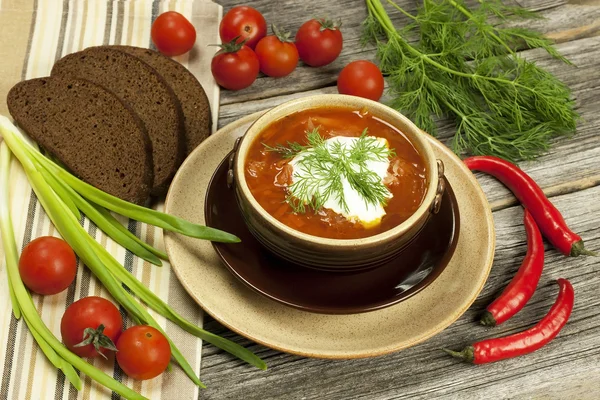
[481,209,544,327]
[463,156,595,257]
[444,278,574,364]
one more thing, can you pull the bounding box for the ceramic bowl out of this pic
[230,94,445,271]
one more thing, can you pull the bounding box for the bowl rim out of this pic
[233,94,439,248]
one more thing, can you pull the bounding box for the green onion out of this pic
[0,115,267,395]
[26,144,240,243]
[6,125,204,387]
[12,124,266,371]
[24,313,82,390]
[0,140,146,400]
[34,149,266,370]
[89,202,169,260]
[17,140,204,385]
[33,162,164,266]
[86,237,267,370]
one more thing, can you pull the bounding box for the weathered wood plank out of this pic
[544,4,600,42]
[198,184,600,399]
[216,0,571,105]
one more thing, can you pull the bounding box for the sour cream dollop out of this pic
[289,136,392,227]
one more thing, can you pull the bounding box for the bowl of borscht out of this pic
[229,95,445,271]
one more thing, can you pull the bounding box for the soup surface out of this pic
[244,108,427,239]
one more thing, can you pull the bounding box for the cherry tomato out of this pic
[116,325,171,380]
[219,6,267,50]
[211,39,259,90]
[19,236,77,295]
[337,60,385,101]
[61,296,122,358]
[295,18,343,67]
[151,11,196,56]
[255,26,299,77]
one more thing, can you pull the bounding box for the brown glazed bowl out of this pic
[230,94,445,271]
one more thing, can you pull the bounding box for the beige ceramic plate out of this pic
[164,112,495,359]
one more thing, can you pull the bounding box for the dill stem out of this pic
[367,0,544,96]
[385,0,418,21]
[366,0,397,35]
[447,0,514,55]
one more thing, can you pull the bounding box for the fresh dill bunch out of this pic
[363,0,579,161]
[264,128,394,214]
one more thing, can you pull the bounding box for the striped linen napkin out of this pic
[0,0,223,399]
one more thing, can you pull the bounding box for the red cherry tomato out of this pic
[19,236,77,295]
[151,11,196,56]
[211,39,259,90]
[219,6,267,50]
[255,26,299,77]
[337,60,385,101]
[61,296,122,358]
[116,325,171,380]
[295,18,343,67]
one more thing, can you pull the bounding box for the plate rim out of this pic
[164,110,495,359]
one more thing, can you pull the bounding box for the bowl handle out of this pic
[431,160,446,214]
[226,137,243,189]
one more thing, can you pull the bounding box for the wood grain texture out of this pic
[201,0,600,398]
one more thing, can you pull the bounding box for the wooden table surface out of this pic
[199,0,600,399]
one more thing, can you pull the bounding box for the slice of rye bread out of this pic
[51,47,185,196]
[111,45,212,156]
[7,77,153,204]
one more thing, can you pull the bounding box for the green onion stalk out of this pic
[0,116,267,396]
[0,141,147,400]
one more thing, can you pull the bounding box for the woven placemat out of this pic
[0,0,222,398]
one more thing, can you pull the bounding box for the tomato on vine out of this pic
[255,25,299,78]
[295,18,343,67]
[211,37,260,90]
[61,296,122,358]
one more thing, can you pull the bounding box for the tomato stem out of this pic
[211,36,248,54]
[73,324,119,359]
[272,24,293,43]
[318,18,342,31]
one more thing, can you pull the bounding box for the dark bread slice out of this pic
[51,47,185,196]
[112,45,212,156]
[7,77,153,204]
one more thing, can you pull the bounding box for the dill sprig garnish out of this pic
[265,127,394,214]
[362,0,579,162]
[263,128,323,159]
